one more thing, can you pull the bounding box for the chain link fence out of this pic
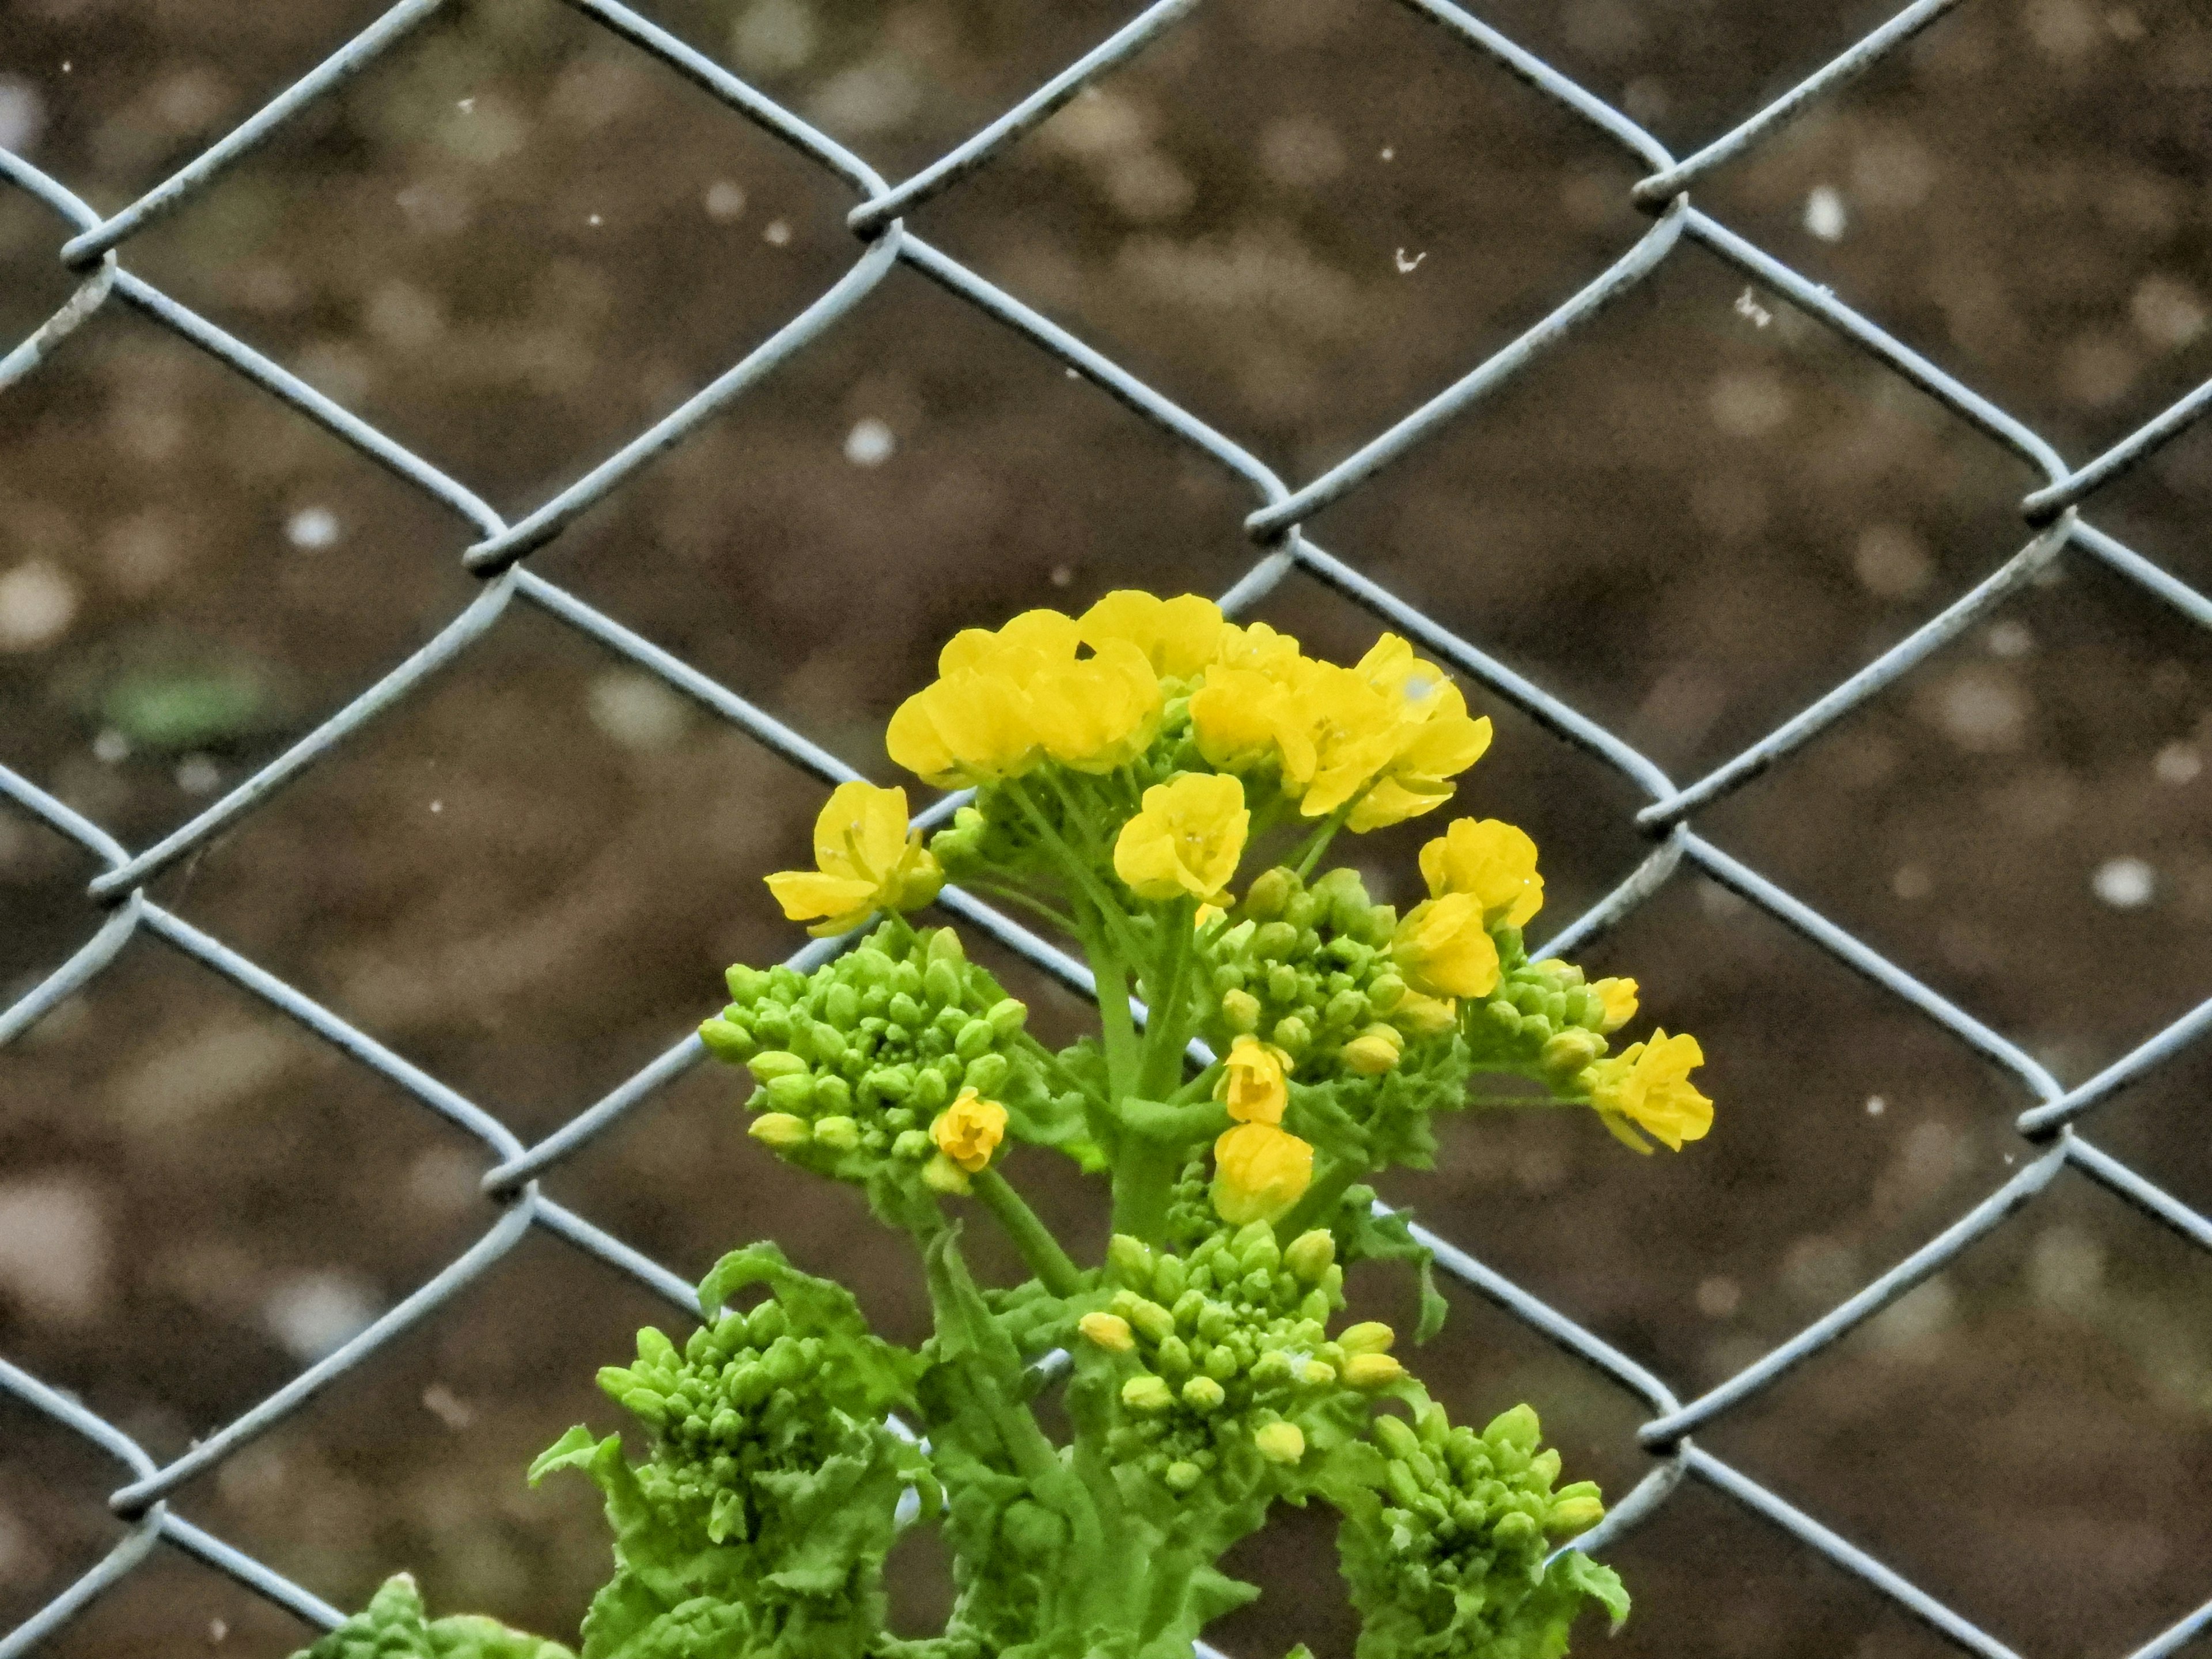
[3,0,2210,1655]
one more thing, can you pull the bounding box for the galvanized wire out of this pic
[6,2,2212,1657]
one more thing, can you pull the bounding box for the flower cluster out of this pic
[701,923,1049,1200]
[1337,1401,1627,1659]
[1082,1222,1396,1497]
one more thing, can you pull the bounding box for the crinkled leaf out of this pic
[1331,1188,1449,1343]
[694,1241,923,1412]
[291,1574,571,1659]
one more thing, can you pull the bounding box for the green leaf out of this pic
[1555,1551,1630,1631]
[694,1241,923,1412]
[291,1574,571,1659]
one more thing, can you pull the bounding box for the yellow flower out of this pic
[765,781,944,937]
[1189,666,1290,771]
[1078,591,1224,681]
[938,607,1081,676]
[1217,1035,1289,1124]
[1113,772,1249,904]
[1391,893,1502,1000]
[1342,637,1493,831]
[1585,1030,1712,1153]
[931,1086,1009,1173]
[1270,662,1406,818]
[1419,817,1543,927]
[1211,1122,1314,1224]
[1592,976,1638,1032]
[887,668,1039,787]
[1211,619,1304,676]
[1027,638,1162,772]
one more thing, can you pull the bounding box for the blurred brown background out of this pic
[3,0,2210,1654]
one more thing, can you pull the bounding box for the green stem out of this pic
[1278,1153,1369,1239]
[969,879,1080,934]
[1290,801,1355,881]
[1074,892,1141,1103]
[972,1168,1084,1296]
[1168,1059,1223,1104]
[1138,899,1197,1100]
[1019,1031,1107,1111]
[1007,778,1149,965]
[1111,1136,1183,1242]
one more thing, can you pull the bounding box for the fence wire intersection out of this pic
[5,1,2212,1657]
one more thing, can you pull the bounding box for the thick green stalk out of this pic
[1277,1151,1370,1240]
[972,1168,1084,1297]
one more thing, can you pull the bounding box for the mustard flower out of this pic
[937,607,1081,676]
[1216,1035,1289,1124]
[1584,1031,1712,1153]
[1270,662,1406,818]
[1418,817,1543,927]
[1113,772,1249,904]
[886,668,1039,787]
[764,781,944,937]
[1592,976,1639,1032]
[1189,666,1290,771]
[1391,892,1502,1000]
[1211,1121,1315,1224]
[1211,619,1304,676]
[1027,639,1163,772]
[1078,590,1224,681]
[931,1086,1009,1173]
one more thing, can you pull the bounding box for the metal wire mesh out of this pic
[3,1,2211,1656]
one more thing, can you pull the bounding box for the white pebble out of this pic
[843,417,896,468]
[2090,856,2155,909]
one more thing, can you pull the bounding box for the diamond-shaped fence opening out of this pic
[5,1,2212,1656]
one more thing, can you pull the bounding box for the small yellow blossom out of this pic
[1253,1421,1306,1464]
[1211,1121,1315,1224]
[1189,666,1290,771]
[1211,620,1304,676]
[1271,662,1406,818]
[1217,1035,1289,1124]
[1592,976,1639,1032]
[1027,639,1162,772]
[1419,817,1543,927]
[931,1086,1009,1173]
[766,782,944,937]
[1342,638,1493,831]
[886,669,1039,787]
[1078,1311,1136,1353]
[1078,590,1224,681]
[937,607,1081,676]
[1391,893,1502,1000]
[1584,1030,1712,1153]
[1113,772,1249,904]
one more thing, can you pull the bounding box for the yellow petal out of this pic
[1210,1122,1313,1224]
[1079,590,1224,680]
[765,869,878,925]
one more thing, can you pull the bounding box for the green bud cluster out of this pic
[1339,1400,1623,1658]
[700,923,1049,1180]
[1093,1220,1381,1495]
[1461,952,1612,1085]
[1366,1401,1601,1558]
[594,1300,869,1546]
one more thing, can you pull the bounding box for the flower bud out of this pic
[963,1052,1010,1095]
[1253,921,1300,961]
[1107,1234,1155,1288]
[812,1115,860,1152]
[824,982,860,1028]
[922,1152,971,1194]
[748,1112,811,1148]
[923,959,963,1007]
[1204,1343,1238,1382]
[955,1018,995,1060]
[1266,963,1300,1004]
[1493,1510,1540,1546]
[1254,1421,1305,1464]
[1155,1335,1192,1375]
[1483,1404,1541,1455]
[1341,1031,1402,1075]
[747,1050,808,1082]
[888,992,925,1031]
[813,1074,853,1114]
[1338,1321,1395,1355]
[1374,1415,1421,1461]
[1153,1254,1189,1303]
[1242,868,1296,922]
[725,964,768,1006]
[1121,1374,1174,1413]
[764,1072,815,1111]
[1078,1312,1135,1353]
[892,1129,931,1160]
[1393,992,1458,1040]
[1181,1375,1226,1412]
[699,1018,755,1062]
[987,998,1028,1036]
[1164,1460,1202,1493]
[1220,989,1263,1033]
[1271,1016,1311,1056]
[1284,1230,1336,1282]
[1343,1353,1404,1389]
[1540,1028,1604,1081]
[1126,1297,1176,1343]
